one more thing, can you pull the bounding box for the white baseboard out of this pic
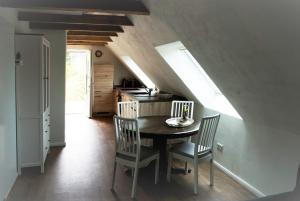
[21,162,41,168]
[213,161,265,198]
[3,172,18,201]
[50,141,66,147]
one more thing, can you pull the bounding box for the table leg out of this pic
[152,137,168,175]
[152,137,192,178]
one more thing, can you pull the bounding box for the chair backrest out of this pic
[114,115,141,160]
[117,101,139,118]
[195,114,221,155]
[171,101,194,119]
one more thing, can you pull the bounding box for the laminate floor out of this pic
[7,114,256,201]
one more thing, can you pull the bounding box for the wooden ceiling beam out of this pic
[67,41,108,46]
[67,40,111,44]
[0,0,149,15]
[67,31,118,37]
[67,36,112,42]
[30,22,124,32]
[18,12,134,26]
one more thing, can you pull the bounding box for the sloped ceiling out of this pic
[108,0,300,135]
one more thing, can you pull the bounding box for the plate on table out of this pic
[165,117,194,128]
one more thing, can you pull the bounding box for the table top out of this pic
[138,116,201,139]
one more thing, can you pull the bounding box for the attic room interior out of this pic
[0,0,300,201]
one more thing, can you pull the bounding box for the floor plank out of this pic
[7,114,256,201]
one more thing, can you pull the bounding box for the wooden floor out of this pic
[7,114,256,201]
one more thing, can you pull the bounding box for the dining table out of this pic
[138,115,201,175]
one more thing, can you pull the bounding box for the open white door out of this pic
[66,48,92,117]
[84,50,92,118]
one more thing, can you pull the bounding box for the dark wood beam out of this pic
[0,0,149,15]
[68,31,118,37]
[67,41,108,46]
[67,36,112,42]
[68,40,111,44]
[30,22,124,32]
[18,12,134,26]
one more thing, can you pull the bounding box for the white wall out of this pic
[0,7,66,200]
[108,0,300,196]
[0,8,18,201]
[68,45,134,86]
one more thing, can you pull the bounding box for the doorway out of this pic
[65,49,92,117]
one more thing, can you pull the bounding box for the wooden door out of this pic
[92,64,114,114]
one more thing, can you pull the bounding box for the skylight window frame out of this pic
[120,56,156,89]
[155,41,242,119]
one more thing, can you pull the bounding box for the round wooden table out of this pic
[138,116,201,174]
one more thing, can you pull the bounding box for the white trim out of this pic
[21,162,41,168]
[213,161,265,198]
[50,141,66,147]
[3,172,18,201]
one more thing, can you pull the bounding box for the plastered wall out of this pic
[108,0,300,195]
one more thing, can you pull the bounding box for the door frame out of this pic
[66,47,92,118]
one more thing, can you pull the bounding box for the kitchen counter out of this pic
[117,88,174,103]
[131,94,174,103]
[113,88,186,116]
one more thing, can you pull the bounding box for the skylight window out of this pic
[121,56,156,89]
[155,41,242,119]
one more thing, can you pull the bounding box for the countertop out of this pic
[131,95,174,103]
[116,88,175,103]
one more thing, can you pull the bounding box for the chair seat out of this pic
[117,146,159,162]
[170,142,211,158]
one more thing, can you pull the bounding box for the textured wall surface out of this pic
[0,8,18,201]
[108,0,300,195]
[1,0,300,197]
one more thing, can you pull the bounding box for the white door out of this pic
[84,50,92,118]
[66,49,92,116]
[42,41,51,173]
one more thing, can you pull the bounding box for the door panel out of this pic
[92,65,114,114]
[84,50,92,118]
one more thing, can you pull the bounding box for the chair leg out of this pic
[210,158,214,186]
[155,155,160,184]
[185,162,188,174]
[111,161,117,190]
[193,162,198,195]
[167,153,172,182]
[131,167,139,198]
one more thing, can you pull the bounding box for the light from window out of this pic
[155,41,242,119]
[121,56,156,89]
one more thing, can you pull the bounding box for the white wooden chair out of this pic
[171,100,194,119]
[169,101,195,143]
[167,114,220,194]
[117,101,139,118]
[168,100,195,171]
[118,101,153,147]
[111,116,160,198]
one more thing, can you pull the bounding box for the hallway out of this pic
[7,115,255,201]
